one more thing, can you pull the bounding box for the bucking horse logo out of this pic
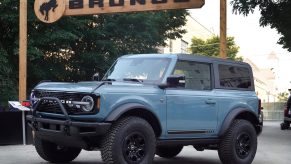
[39,0,58,21]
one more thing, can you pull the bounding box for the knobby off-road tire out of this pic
[34,136,81,163]
[101,116,156,164]
[156,146,183,158]
[281,121,290,130]
[218,119,257,164]
[284,121,290,129]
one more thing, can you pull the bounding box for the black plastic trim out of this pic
[168,130,210,134]
[157,138,220,146]
[105,103,156,122]
[26,115,111,149]
[218,108,260,137]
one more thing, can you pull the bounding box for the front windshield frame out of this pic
[102,57,171,84]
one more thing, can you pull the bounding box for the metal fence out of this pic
[263,110,284,121]
[262,102,285,121]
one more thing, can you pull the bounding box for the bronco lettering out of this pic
[69,0,190,9]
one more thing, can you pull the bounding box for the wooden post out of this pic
[19,0,27,102]
[19,0,27,145]
[220,0,227,59]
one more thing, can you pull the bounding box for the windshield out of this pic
[103,57,171,83]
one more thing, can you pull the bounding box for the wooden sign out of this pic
[35,0,205,23]
[34,0,66,23]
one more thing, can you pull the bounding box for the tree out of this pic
[189,36,242,61]
[277,92,289,102]
[231,0,291,51]
[0,0,188,105]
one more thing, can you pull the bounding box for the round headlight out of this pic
[81,96,94,112]
[30,92,37,107]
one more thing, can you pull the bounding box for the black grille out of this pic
[34,91,83,101]
[34,90,95,115]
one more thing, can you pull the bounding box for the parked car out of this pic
[27,54,263,164]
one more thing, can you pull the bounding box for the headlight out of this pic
[30,91,37,107]
[81,96,95,112]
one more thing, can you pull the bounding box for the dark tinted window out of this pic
[173,60,212,90]
[218,64,251,89]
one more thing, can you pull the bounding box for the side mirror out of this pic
[92,73,100,81]
[158,75,185,89]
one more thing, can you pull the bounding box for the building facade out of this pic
[160,15,215,54]
[244,58,278,103]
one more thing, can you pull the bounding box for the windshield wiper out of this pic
[102,78,116,81]
[123,78,143,83]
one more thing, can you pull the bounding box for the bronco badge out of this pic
[34,0,66,23]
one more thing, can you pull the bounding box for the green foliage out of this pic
[231,0,291,51]
[189,36,242,61]
[277,92,289,102]
[0,0,188,105]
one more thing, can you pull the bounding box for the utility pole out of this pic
[19,0,27,145]
[220,0,227,59]
[19,0,27,103]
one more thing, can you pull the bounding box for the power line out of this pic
[188,14,216,36]
[191,43,220,48]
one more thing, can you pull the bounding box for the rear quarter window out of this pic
[218,64,252,89]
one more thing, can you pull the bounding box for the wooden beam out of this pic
[19,0,27,102]
[220,0,227,59]
[64,0,206,16]
[35,0,205,23]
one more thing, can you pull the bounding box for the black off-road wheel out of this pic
[34,136,81,163]
[218,119,257,164]
[101,116,156,164]
[281,121,290,130]
[156,146,183,158]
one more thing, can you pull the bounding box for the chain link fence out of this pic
[262,102,285,121]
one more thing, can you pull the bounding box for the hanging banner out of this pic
[34,0,205,23]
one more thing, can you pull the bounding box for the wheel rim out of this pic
[236,132,251,159]
[122,132,146,163]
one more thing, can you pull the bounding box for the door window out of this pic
[218,64,252,89]
[173,60,212,90]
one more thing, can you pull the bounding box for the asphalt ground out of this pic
[0,121,290,164]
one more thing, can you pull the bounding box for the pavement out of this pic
[0,121,290,164]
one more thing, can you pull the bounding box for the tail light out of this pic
[21,100,31,107]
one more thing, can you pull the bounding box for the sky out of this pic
[189,1,291,91]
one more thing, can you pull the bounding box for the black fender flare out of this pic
[105,103,163,136]
[105,103,152,121]
[105,103,159,123]
[218,108,259,137]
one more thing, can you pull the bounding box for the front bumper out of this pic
[284,117,291,122]
[256,123,263,135]
[26,97,111,149]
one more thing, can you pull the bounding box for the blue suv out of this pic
[27,54,263,164]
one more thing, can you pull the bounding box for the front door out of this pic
[166,60,218,138]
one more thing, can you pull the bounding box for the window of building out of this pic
[181,40,188,53]
[173,60,212,90]
[218,64,252,89]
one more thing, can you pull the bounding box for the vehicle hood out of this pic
[34,81,103,93]
[33,81,156,93]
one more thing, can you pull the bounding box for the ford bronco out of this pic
[27,54,263,164]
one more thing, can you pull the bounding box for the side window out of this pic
[173,60,212,90]
[218,64,252,89]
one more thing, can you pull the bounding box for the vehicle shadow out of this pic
[153,156,221,164]
[64,157,221,164]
